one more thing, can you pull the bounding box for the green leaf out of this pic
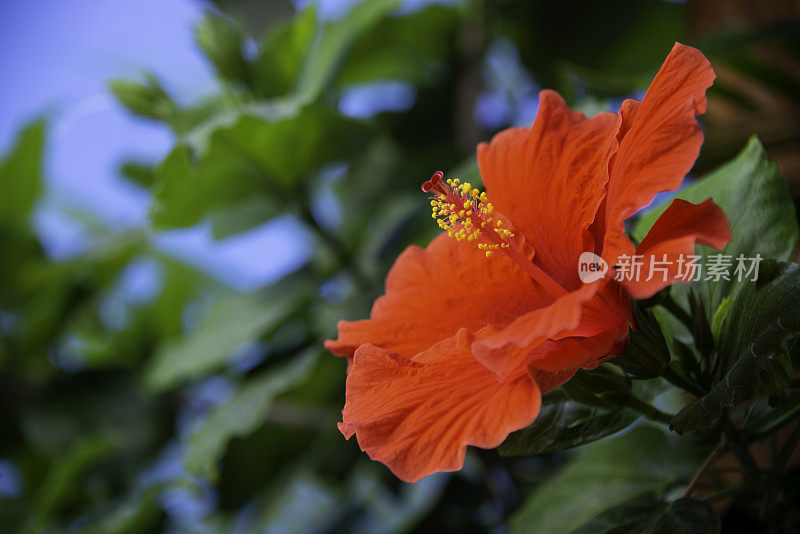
[335,5,457,87]
[151,105,364,230]
[109,75,177,123]
[614,305,670,378]
[79,484,165,534]
[687,290,714,357]
[184,0,400,148]
[146,275,311,391]
[291,0,400,104]
[0,120,45,226]
[643,498,720,534]
[510,427,701,534]
[209,196,284,239]
[253,6,317,98]
[634,137,799,308]
[195,12,250,84]
[670,261,800,434]
[572,496,721,534]
[119,160,157,189]
[711,296,733,341]
[570,493,662,534]
[185,348,318,480]
[498,391,639,456]
[560,367,633,410]
[25,436,117,534]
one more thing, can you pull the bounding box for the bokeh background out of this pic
[1,0,799,531]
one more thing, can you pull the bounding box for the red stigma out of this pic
[422,171,445,193]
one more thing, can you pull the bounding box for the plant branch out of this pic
[774,418,800,475]
[684,439,726,498]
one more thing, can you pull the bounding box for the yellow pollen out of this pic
[426,177,516,261]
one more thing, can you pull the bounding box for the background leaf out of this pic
[671,260,800,434]
[185,348,318,480]
[498,391,639,456]
[0,120,45,226]
[510,427,702,534]
[634,137,799,309]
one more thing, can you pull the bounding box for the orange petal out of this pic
[471,281,602,380]
[527,279,632,372]
[340,330,542,483]
[528,368,578,395]
[527,330,629,394]
[602,43,715,265]
[623,198,731,299]
[325,233,550,359]
[528,328,626,372]
[477,90,620,289]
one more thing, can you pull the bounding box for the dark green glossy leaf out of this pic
[643,498,720,534]
[498,391,638,456]
[615,305,670,378]
[510,427,701,534]
[560,367,632,410]
[671,261,800,434]
[570,493,662,534]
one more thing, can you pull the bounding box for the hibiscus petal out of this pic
[325,233,550,359]
[528,368,578,395]
[472,281,601,380]
[623,198,732,299]
[528,328,625,372]
[603,42,716,265]
[477,90,620,288]
[340,330,541,483]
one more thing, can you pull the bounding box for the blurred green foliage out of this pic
[2,1,800,532]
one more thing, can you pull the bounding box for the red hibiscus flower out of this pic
[325,43,732,483]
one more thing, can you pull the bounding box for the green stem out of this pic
[725,421,760,477]
[745,396,800,442]
[683,439,725,498]
[774,419,800,475]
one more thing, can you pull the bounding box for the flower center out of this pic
[422,171,567,298]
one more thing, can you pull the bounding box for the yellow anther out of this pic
[426,176,518,262]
